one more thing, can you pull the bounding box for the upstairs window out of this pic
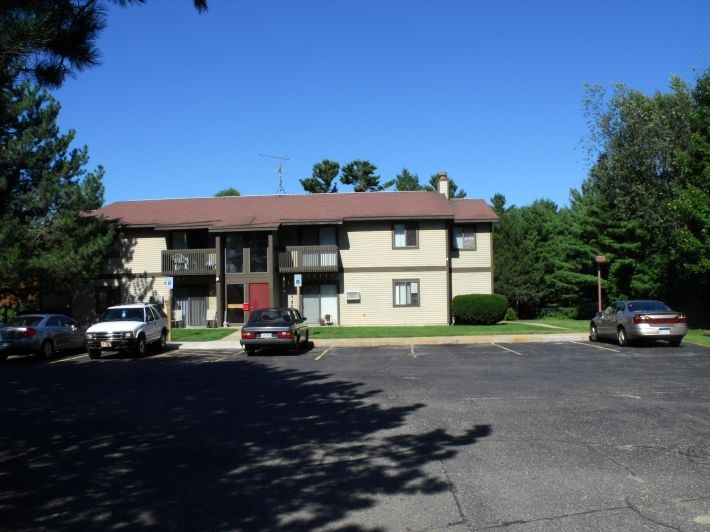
[393,223,418,248]
[452,225,476,250]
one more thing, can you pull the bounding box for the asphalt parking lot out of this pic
[1,340,709,531]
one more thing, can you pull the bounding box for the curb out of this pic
[174,333,589,351]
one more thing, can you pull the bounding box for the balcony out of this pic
[278,245,339,273]
[162,248,217,276]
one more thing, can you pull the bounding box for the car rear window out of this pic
[7,316,43,327]
[628,301,670,312]
[249,310,292,324]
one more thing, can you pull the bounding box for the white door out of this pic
[321,284,338,325]
[303,286,320,325]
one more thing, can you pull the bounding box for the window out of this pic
[172,231,189,250]
[95,286,120,315]
[249,233,268,272]
[393,223,418,248]
[452,225,476,250]
[226,234,244,273]
[226,233,268,273]
[393,280,420,307]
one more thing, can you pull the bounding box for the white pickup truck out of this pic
[85,303,169,359]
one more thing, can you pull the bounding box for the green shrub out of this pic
[504,307,517,321]
[452,294,508,325]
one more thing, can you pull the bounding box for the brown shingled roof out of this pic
[90,191,498,231]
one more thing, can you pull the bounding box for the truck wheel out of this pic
[88,349,101,359]
[157,330,167,352]
[134,335,147,357]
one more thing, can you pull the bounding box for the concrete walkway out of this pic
[176,331,589,350]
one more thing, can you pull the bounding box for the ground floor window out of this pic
[393,279,419,307]
[95,286,120,315]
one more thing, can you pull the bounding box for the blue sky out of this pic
[55,0,710,208]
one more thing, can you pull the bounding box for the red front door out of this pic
[249,283,270,311]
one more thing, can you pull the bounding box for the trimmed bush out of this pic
[504,307,517,321]
[452,294,509,325]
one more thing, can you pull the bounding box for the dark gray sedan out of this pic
[240,307,309,355]
[0,313,87,360]
[589,299,688,346]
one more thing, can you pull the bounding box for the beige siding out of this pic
[450,223,493,270]
[339,220,448,269]
[119,230,167,275]
[338,221,450,325]
[340,270,449,326]
[451,271,493,298]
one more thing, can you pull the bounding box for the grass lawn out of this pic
[171,318,590,342]
[170,319,710,347]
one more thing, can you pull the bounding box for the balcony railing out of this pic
[278,245,339,273]
[162,248,217,276]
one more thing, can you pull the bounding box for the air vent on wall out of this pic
[346,291,361,302]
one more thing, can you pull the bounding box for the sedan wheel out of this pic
[589,324,598,342]
[41,341,55,359]
[617,327,629,347]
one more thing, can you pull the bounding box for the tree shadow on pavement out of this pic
[0,356,491,531]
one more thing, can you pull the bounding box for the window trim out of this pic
[393,279,420,307]
[392,222,419,249]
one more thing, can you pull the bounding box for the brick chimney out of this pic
[438,171,450,198]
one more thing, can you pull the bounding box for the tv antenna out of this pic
[260,154,290,194]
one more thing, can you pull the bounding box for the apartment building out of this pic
[78,173,498,327]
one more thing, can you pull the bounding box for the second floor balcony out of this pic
[162,248,217,276]
[278,245,339,273]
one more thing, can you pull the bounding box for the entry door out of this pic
[303,286,320,324]
[249,283,270,311]
[320,284,338,325]
[174,285,208,327]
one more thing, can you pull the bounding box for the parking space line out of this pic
[50,354,87,364]
[315,347,333,360]
[409,344,416,358]
[491,343,525,356]
[574,341,620,352]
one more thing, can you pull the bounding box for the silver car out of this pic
[589,300,688,347]
[0,313,87,360]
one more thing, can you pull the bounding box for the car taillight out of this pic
[633,314,687,324]
[277,331,293,339]
[241,331,256,339]
[24,327,37,337]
